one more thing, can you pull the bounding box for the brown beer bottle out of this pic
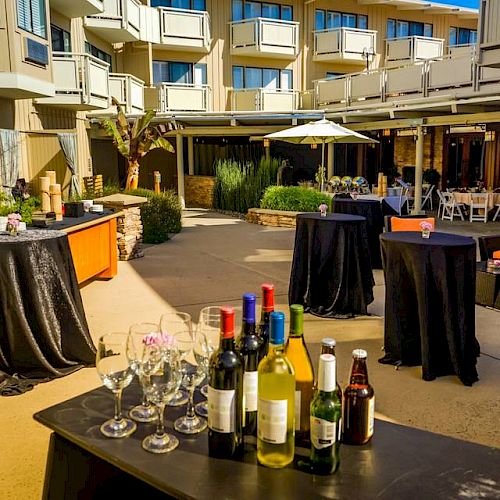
[320,338,342,402]
[342,349,374,445]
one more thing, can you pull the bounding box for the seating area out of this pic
[437,189,500,223]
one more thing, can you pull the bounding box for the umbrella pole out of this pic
[321,140,325,192]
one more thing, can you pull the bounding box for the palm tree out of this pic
[101,99,175,190]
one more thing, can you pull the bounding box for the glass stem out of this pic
[141,386,149,407]
[156,404,166,436]
[114,389,123,422]
[186,386,196,419]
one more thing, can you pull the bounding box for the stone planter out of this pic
[246,208,303,228]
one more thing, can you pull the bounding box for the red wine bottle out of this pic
[236,293,259,436]
[257,283,274,360]
[208,307,244,458]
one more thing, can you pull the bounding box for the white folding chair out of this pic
[441,192,465,221]
[493,204,500,222]
[421,185,434,210]
[469,193,489,223]
[436,189,445,218]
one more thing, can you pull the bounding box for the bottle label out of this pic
[207,387,235,433]
[368,397,375,437]
[294,390,301,431]
[257,398,287,444]
[310,416,336,450]
[244,371,258,412]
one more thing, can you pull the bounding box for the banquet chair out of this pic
[493,204,500,222]
[436,189,446,218]
[469,193,489,223]
[421,185,435,210]
[384,215,435,232]
[441,192,465,221]
[388,216,436,232]
[478,235,500,261]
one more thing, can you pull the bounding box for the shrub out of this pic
[260,186,332,212]
[127,188,182,244]
[0,194,41,224]
[213,157,280,213]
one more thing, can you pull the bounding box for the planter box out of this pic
[247,208,303,228]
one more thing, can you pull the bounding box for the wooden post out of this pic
[39,176,51,213]
[50,183,63,221]
[176,134,185,208]
[187,136,194,176]
[154,171,161,194]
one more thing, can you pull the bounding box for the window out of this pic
[51,25,71,52]
[449,26,477,46]
[232,66,292,89]
[315,10,367,31]
[326,72,344,80]
[85,42,112,70]
[387,19,432,39]
[232,0,292,21]
[151,0,206,9]
[153,61,207,85]
[17,0,47,38]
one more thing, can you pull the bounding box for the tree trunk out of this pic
[125,160,140,191]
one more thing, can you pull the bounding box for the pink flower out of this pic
[318,203,328,213]
[7,213,21,228]
[420,221,433,231]
[143,332,175,347]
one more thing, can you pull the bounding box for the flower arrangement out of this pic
[6,213,21,236]
[420,220,433,239]
[318,203,328,217]
[143,332,175,347]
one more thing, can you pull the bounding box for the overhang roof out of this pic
[356,0,478,18]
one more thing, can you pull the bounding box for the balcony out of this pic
[478,0,500,68]
[84,0,142,43]
[145,83,211,112]
[229,18,299,59]
[385,36,444,67]
[108,73,144,114]
[313,28,377,65]
[36,53,109,110]
[49,0,104,18]
[231,88,299,112]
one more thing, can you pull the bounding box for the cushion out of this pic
[493,250,500,259]
[391,217,436,232]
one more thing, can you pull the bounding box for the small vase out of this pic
[6,223,18,236]
[421,229,430,239]
[320,211,327,218]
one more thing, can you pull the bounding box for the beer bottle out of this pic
[342,349,374,445]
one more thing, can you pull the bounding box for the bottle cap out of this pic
[318,354,336,392]
[220,306,235,339]
[261,283,275,312]
[352,348,367,359]
[242,293,256,324]
[321,337,336,347]
[269,311,285,345]
[289,304,303,336]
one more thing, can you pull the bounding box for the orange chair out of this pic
[390,217,436,232]
[493,250,500,259]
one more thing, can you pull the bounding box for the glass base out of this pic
[129,403,157,423]
[142,432,179,454]
[200,384,208,397]
[168,389,189,407]
[174,415,207,434]
[100,417,136,438]
[195,401,208,418]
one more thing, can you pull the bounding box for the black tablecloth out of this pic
[289,213,374,318]
[41,210,114,231]
[0,230,96,395]
[332,198,384,268]
[380,231,479,386]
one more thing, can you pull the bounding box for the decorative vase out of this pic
[6,223,18,236]
[422,229,430,239]
[320,211,327,217]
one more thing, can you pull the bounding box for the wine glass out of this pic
[142,341,182,453]
[96,333,136,438]
[160,311,192,406]
[127,322,160,423]
[173,329,207,434]
[194,306,221,418]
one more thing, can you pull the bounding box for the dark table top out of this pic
[296,212,366,223]
[381,231,476,248]
[41,210,115,231]
[333,198,380,206]
[34,380,500,499]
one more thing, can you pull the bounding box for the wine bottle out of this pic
[257,283,274,360]
[208,306,244,458]
[343,349,375,445]
[257,311,295,468]
[320,338,342,402]
[310,354,342,475]
[236,293,259,436]
[285,304,314,444]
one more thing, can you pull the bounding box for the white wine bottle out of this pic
[257,311,295,468]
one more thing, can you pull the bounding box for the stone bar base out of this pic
[246,208,303,228]
[185,175,215,208]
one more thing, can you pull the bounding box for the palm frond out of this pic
[101,119,130,157]
[131,109,156,140]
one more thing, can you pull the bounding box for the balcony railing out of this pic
[478,0,500,68]
[231,88,299,111]
[84,0,142,43]
[36,52,109,110]
[108,73,144,114]
[49,0,104,18]
[313,27,377,64]
[385,36,444,66]
[314,51,500,110]
[229,18,299,59]
[145,83,211,112]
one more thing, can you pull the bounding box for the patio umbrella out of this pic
[264,118,377,177]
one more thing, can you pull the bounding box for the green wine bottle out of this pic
[310,354,342,475]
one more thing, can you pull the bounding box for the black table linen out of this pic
[333,198,384,268]
[289,213,374,318]
[380,232,479,386]
[0,230,96,394]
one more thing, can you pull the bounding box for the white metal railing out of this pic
[156,82,211,112]
[385,36,444,65]
[50,52,110,106]
[448,43,476,57]
[314,50,500,109]
[313,27,377,61]
[231,88,299,111]
[109,73,144,113]
[229,18,299,55]
[159,7,210,48]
